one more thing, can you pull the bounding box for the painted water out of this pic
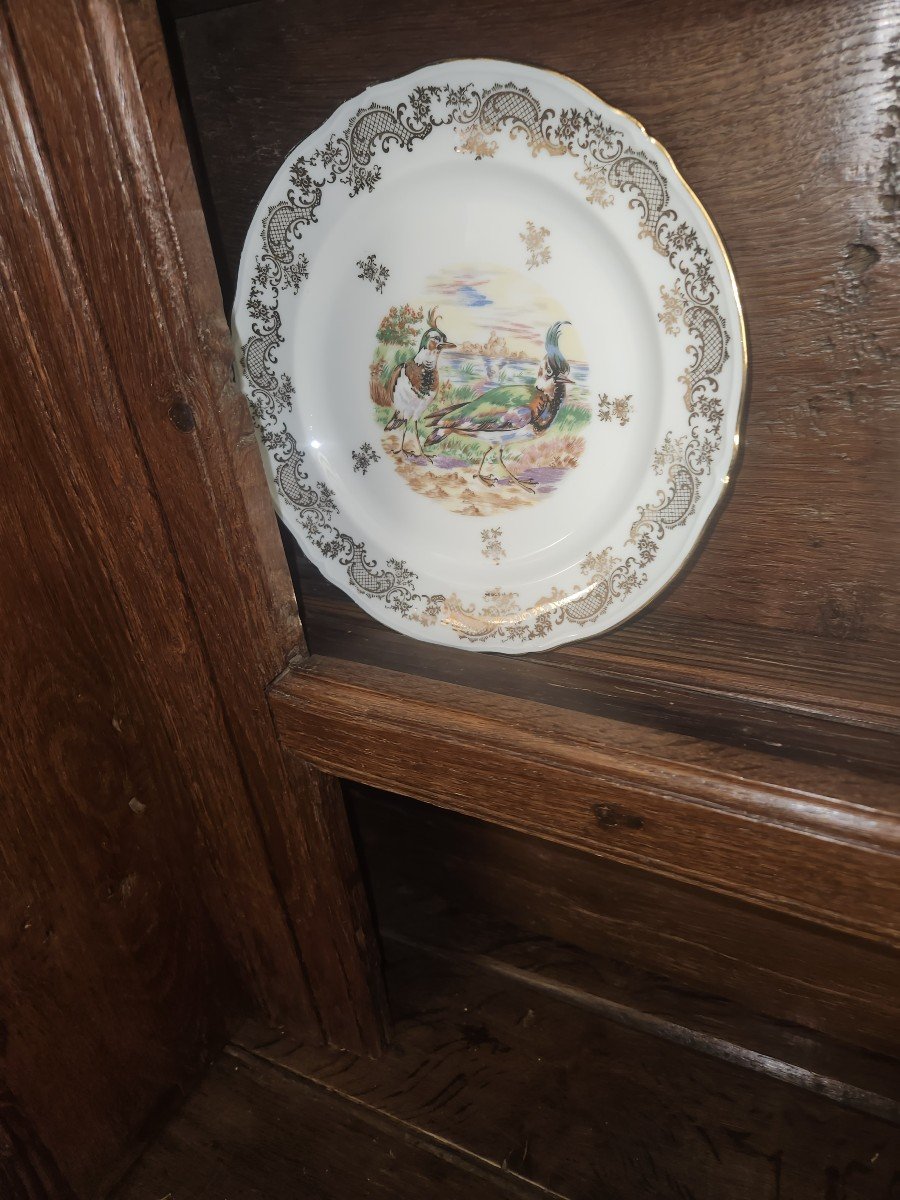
[440,349,590,399]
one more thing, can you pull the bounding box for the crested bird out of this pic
[384,308,456,457]
[424,321,573,492]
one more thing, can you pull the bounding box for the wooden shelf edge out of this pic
[269,656,900,947]
[299,588,900,741]
[288,546,900,776]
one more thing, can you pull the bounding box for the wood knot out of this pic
[842,241,879,278]
[592,802,644,830]
[168,399,196,433]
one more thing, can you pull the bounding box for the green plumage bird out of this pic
[424,321,573,492]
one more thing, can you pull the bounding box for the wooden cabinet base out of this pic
[116,936,900,1200]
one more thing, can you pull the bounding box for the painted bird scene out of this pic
[368,266,592,517]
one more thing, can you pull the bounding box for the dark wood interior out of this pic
[348,788,900,1062]
[114,786,900,1200]
[1,0,897,1195]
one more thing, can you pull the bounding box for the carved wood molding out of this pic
[2,0,386,1050]
[290,575,900,775]
[271,656,900,945]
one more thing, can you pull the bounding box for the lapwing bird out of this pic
[424,321,573,492]
[385,308,456,457]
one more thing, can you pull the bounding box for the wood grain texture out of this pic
[288,548,900,774]
[0,1091,79,1200]
[70,0,387,1055]
[1,9,248,1188]
[351,786,900,1063]
[120,0,301,666]
[113,1051,549,1200]
[170,0,900,755]
[0,0,384,1193]
[271,655,900,943]
[234,939,900,1200]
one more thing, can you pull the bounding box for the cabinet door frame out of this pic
[0,1,386,1193]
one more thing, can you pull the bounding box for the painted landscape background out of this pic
[368,269,592,516]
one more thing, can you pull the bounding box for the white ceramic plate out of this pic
[233,60,746,653]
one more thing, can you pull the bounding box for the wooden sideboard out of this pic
[1,0,897,1196]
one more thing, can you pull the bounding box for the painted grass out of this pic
[454,358,482,379]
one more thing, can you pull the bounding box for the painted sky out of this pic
[424,265,587,361]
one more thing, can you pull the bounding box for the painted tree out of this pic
[376,304,423,346]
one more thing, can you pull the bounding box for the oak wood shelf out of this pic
[287,545,900,776]
[171,0,900,731]
[114,1047,548,1200]
[270,653,900,946]
[352,786,900,1058]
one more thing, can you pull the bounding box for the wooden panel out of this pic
[234,939,900,1200]
[170,0,900,750]
[0,0,384,1193]
[113,1051,548,1200]
[351,787,900,1058]
[68,0,387,1055]
[271,656,900,943]
[1,10,246,1188]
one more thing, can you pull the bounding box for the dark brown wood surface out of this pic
[351,787,900,1058]
[0,1,384,1194]
[114,1051,549,1200]
[119,0,388,1058]
[169,0,900,762]
[113,786,900,1200]
[0,1090,79,1200]
[288,550,900,774]
[271,655,900,944]
[2,5,245,1186]
[94,0,387,1057]
[234,939,900,1200]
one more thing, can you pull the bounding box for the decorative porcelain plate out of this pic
[233,60,746,653]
